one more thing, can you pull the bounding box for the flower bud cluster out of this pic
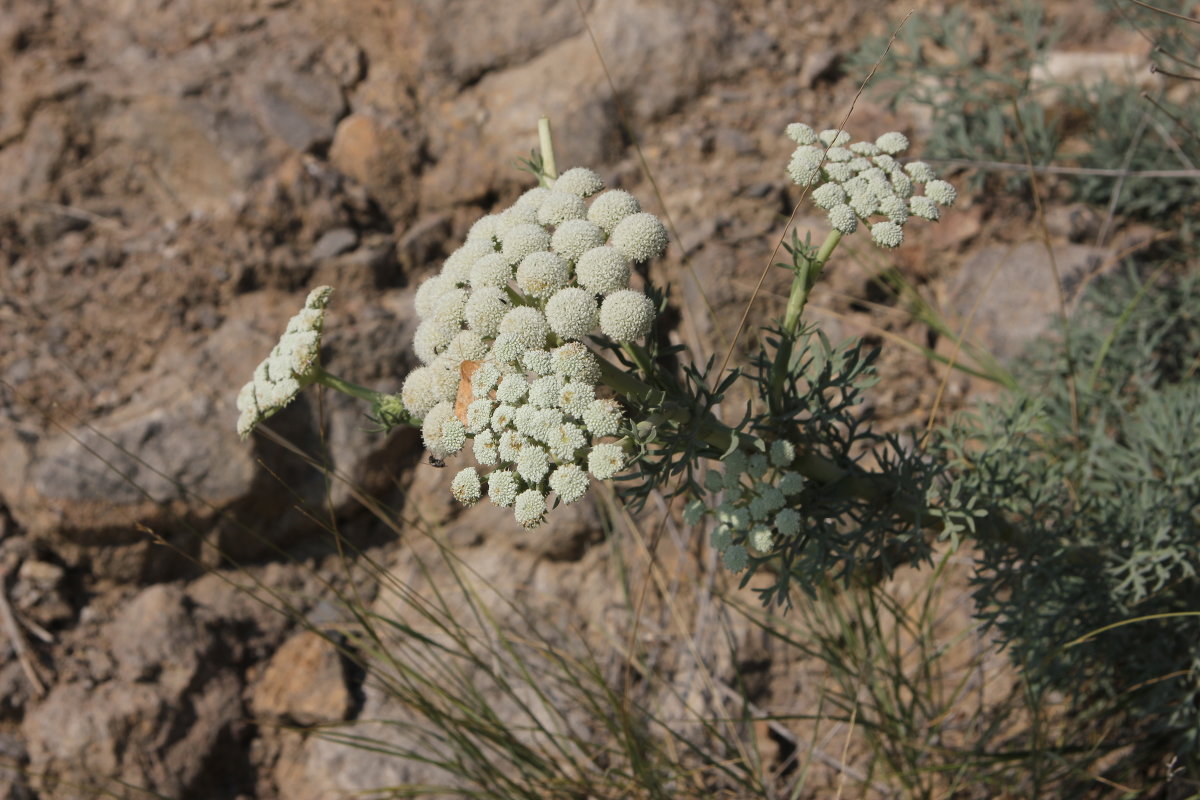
[689,440,806,572]
[235,286,333,439]
[406,167,667,526]
[784,123,957,249]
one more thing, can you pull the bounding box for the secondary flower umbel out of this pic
[785,123,956,248]
[235,286,333,439]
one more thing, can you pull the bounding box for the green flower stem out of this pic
[538,116,558,185]
[783,230,841,335]
[622,341,657,379]
[770,229,842,414]
[312,366,420,428]
[313,366,382,404]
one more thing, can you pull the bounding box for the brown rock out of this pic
[329,113,419,215]
[420,0,731,206]
[944,240,1112,361]
[251,630,353,726]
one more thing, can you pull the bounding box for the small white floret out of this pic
[778,471,804,496]
[828,204,858,234]
[545,422,586,461]
[545,287,599,341]
[581,398,623,437]
[516,251,570,299]
[575,246,631,295]
[513,186,551,213]
[770,439,796,467]
[925,179,957,206]
[875,131,910,155]
[401,367,442,418]
[587,189,641,234]
[465,398,494,434]
[551,219,607,263]
[588,443,626,480]
[722,545,748,572]
[749,524,773,553]
[710,524,733,550]
[536,191,587,226]
[599,290,655,341]
[474,429,499,465]
[413,319,458,365]
[414,274,453,319]
[522,349,554,375]
[488,470,519,507]
[501,223,552,265]
[909,196,940,221]
[516,445,550,484]
[785,122,817,145]
[444,330,489,363]
[787,152,822,187]
[451,468,482,506]
[549,464,589,504]
[879,195,909,225]
[557,381,594,419]
[811,183,847,210]
[818,129,851,147]
[498,306,550,350]
[463,286,510,338]
[528,374,565,409]
[609,212,669,263]
[553,167,605,197]
[421,401,457,456]
[469,253,513,290]
[551,343,602,384]
[775,508,801,537]
[903,161,936,184]
[824,162,854,183]
[472,361,502,399]
[443,238,497,284]
[513,489,547,528]
[870,221,904,249]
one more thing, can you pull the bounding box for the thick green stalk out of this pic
[769,229,842,414]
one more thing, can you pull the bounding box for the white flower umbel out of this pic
[783,122,956,250]
[399,162,670,528]
[237,286,332,438]
[693,441,816,571]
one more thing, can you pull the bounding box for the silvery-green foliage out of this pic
[847,0,1200,223]
[733,326,942,607]
[944,269,1200,762]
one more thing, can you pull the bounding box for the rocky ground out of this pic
[0,0,1174,797]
